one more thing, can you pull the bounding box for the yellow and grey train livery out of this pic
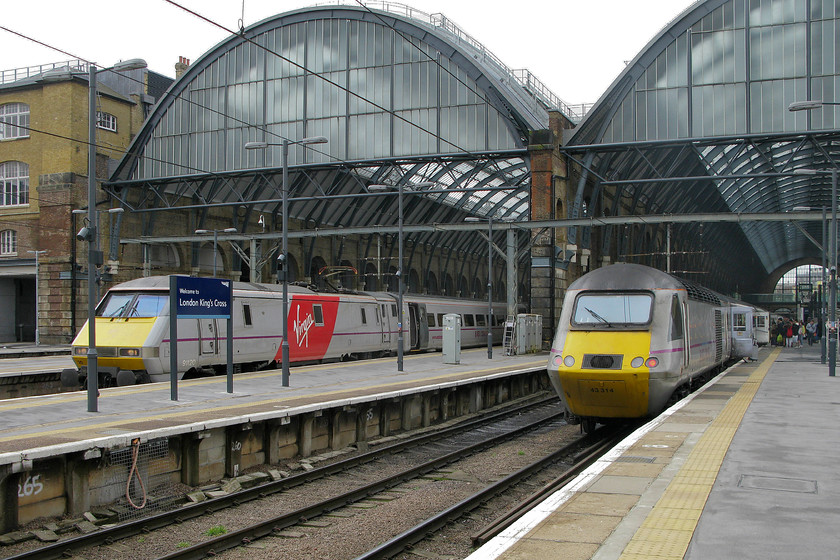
[547,263,746,433]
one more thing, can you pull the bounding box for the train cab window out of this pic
[313,304,324,326]
[243,304,253,327]
[669,295,683,341]
[476,314,486,327]
[98,292,167,318]
[428,314,436,327]
[99,293,134,317]
[572,292,653,327]
[464,314,475,327]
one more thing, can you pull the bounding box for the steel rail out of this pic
[470,428,633,546]
[4,394,558,560]
[152,402,565,560]
[352,428,617,560]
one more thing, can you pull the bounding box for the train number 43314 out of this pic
[590,387,614,393]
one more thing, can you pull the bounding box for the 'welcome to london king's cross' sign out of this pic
[169,276,234,400]
[174,276,232,318]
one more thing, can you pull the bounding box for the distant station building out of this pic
[2,0,838,345]
[0,61,172,343]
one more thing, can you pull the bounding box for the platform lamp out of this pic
[368,181,435,372]
[194,228,237,277]
[244,136,328,387]
[465,217,494,359]
[794,169,839,376]
[44,59,147,412]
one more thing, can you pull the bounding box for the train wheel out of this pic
[581,418,596,434]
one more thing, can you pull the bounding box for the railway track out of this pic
[4,394,567,560]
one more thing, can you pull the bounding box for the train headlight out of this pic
[645,357,659,368]
[563,355,575,367]
[631,357,644,368]
[73,347,88,356]
[119,348,141,357]
[552,355,563,367]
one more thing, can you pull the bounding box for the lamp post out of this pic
[51,59,147,412]
[194,228,237,277]
[245,136,328,386]
[466,217,494,359]
[27,250,47,345]
[795,168,839,375]
[788,100,840,112]
[368,181,435,372]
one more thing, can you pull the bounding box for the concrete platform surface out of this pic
[468,343,840,560]
[0,348,547,460]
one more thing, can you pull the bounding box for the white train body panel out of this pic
[69,276,509,385]
[547,264,748,422]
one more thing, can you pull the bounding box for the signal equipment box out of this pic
[442,313,461,364]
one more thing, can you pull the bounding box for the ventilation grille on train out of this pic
[582,354,623,370]
[715,310,723,362]
[672,276,723,306]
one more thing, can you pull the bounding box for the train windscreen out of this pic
[572,292,653,327]
[98,292,168,318]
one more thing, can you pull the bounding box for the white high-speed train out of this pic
[63,276,507,387]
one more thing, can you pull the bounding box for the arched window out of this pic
[0,103,29,140]
[0,230,16,255]
[0,161,29,206]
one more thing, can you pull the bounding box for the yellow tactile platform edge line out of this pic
[618,347,781,560]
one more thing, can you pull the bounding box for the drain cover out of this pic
[738,474,817,494]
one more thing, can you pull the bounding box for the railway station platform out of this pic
[0,347,549,532]
[469,343,840,560]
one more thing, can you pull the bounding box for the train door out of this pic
[199,319,218,355]
[682,300,690,367]
[380,303,391,345]
[407,303,429,349]
[670,295,689,371]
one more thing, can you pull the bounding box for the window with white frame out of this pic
[0,230,17,256]
[0,103,30,140]
[97,111,117,132]
[0,161,29,206]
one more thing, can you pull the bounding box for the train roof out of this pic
[569,264,725,306]
[107,275,317,295]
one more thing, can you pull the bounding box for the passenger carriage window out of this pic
[438,313,445,326]
[313,304,324,326]
[428,314,436,327]
[464,314,475,327]
[669,295,683,341]
[361,308,367,325]
[476,315,486,326]
[243,304,253,327]
[391,304,397,317]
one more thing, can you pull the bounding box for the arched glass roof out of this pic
[564,0,840,293]
[107,2,577,253]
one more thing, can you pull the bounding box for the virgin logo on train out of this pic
[294,306,315,348]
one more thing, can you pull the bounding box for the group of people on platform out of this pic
[771,317,820,348]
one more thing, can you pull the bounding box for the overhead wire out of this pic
[1,4,529,240]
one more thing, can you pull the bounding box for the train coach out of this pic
[62,276,506,388]
[547,263,762,432]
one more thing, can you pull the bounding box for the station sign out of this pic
[174,276,232,319]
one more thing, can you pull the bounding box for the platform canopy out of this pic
[106,3,584,260]
[563,0,840,294]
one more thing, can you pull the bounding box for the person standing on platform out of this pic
[806,318,817,346]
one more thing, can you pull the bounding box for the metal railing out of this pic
[0,59,88,85]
